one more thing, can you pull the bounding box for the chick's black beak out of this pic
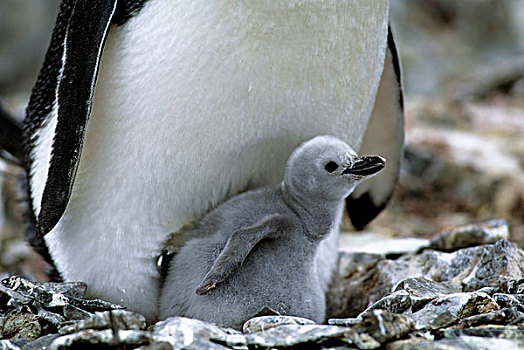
[342,156,386,176]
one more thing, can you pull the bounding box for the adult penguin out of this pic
[23,0,404,321]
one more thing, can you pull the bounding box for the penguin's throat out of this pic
[280,182,339,241]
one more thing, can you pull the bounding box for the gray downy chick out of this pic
[158,135,385,329]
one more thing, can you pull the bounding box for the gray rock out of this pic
[58,310,146,335]
[242,316,315,333]
[426,219,509,252]
[385,336,524,350]
[493,293,524,311]
[0,308,42,340]
[409,292,499,330]
[394,277,462,310]
[439,325,524,340]
[21,334,61,350]
[498,278,524,294]
[326,239,524,319]
[0,339,27,350]
[457,307,523,328]
[183,338,237,350]
[153,317,245,349]
[1,276,124,313]
[326,252,385,318]
[49,329,152,350]
[344,310,414,349]
[136,342,173,350]
[244,324,349,348]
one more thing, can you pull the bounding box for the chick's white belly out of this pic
[44,0,388,320]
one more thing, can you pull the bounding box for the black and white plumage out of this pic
[22,0,404,321]
[159,136,386,329]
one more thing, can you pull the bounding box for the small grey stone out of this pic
[409,292,499,330]
[182,338,233,350]
[242,316,315,333]
[1,309,41,340]
[427,219,509,252]
[58,310,146,335]
[385,336,524,350]
[21,334,61,350]
[136,341,173,350]
[244,324,349,348]
[498,278,524,294]
[49,329,152,350]
[153,317,245,349]
[0,339,28,350]
[457,307,523,327]
[439,325,524,340]
[1,276,124,314]
[394,277,462,310]
[493,293,524,311]
[343,310,414,349]
[35,307,66,329]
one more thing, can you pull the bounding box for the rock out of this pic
[58,310,146,335]
[439,325,524,340]
[49,329,152,350]
[394,277,462,310]
[242,316,315,333]
[493,293,524,311]
[0,308,42,340]
[345,310,414,349]
[153,317,245,349]
[136,342,173,350]
[1,276,124,313]
[244,324,349,348]
[326,252,385,318]
[386,336,524,350]
[409,292,499,330]
[22,334,61,350]
[456,307,523,328]
[426,219,509,252]
[326,239,524,319]
[0,339,28,350]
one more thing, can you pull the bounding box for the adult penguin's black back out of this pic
[19,0,403,321]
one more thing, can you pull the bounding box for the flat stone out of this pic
[326,252,384,318]
[439,325,524,339]
[59,310,146,335]
[1,276,124,314]
[21,334,61,350]
[344,310,414,349]
[153,317,244,349]
[457,307,523,327]
[49,329,152,350]
[409,292,498,330]
[1,309,42,340]
[427,219,509,252]
[386,336,524,350]
[242,316,315,333]
[394,277,461,310]
[0,339,28,350]
[327,240,524,319]
[493,293,524,311]
[136,342,173,350]
[244,324,350,348]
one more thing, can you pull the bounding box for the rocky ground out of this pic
[1,0,524,349]
[0,220,523,349]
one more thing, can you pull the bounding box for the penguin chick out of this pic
[158,135,385,330]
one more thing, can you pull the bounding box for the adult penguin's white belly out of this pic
[44,0,388,321]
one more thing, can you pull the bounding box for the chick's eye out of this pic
[325,161,338,173]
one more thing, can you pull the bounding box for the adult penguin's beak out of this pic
[341,156,386,176]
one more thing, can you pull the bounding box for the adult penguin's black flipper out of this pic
[25,0,118,237]
[346,27,405,230]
